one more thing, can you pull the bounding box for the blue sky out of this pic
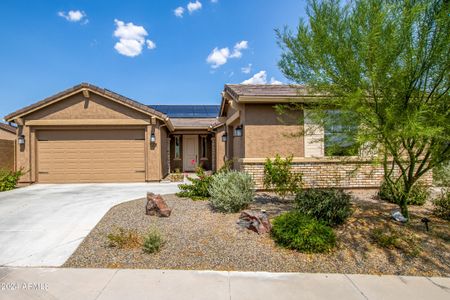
[0,0,306,119]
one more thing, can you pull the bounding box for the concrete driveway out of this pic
[0,183,180,267]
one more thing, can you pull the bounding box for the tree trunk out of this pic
[399,197,409,221]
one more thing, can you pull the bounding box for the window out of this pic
[174,136,181,159]
[324,110,359,156]
[200,136,208,159]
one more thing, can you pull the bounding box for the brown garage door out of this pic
[37,129,145,183]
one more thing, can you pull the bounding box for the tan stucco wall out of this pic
[0,129,16,140]
[215,127,226,170]
[160,126,169,178]
[243,104,304,158]
[26,93,148,121]
[0,139,15,171]
[15,91,162,183]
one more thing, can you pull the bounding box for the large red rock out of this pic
[146,193,172,217]
[237,210,271,234]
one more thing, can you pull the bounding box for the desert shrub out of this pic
[433,162,450,187]
[216,159,233,174]
[370,226,421,257]
[263,154,303,199]
[433,189,450,221]
[295,189,352,226]
[208,171,255,213]
[107,227,142,249]
[271,211,336,253]
[177,167,212,200]
[142,230,164,254]
[379,180,429,206]
[0,169,23,192]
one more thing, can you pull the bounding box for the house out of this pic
[0,122,17,140]
[4,82,403,187]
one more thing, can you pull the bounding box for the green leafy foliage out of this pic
[142,230,164,254]
[0,169,23,192]
[107,227,142,249]
[208,171,255,213]
[271,211,336,253]
[295,189,353,226]
[379,180,429,206]
[434,162,450,187]
[263,155,303,199]
[177,167,212,200]
[277,0,450,220]
[433,189,450,221]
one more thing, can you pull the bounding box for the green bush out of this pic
[433,189,450,221]
[295,189,352,226]
[379,180,429,206]
[271,211,336,253]
[208,171,255,213]
[0,169,23,192]
[142,230,164,254]
[434,162,450,187]
[263,154,303,199]
[177,167,212,200]
[107,227,142,249]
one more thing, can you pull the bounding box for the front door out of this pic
[183,135,198,171]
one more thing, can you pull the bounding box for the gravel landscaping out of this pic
[64,190,450,276]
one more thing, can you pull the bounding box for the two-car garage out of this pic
[36,129,146,183]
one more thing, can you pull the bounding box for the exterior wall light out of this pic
[234,125,243,137]
[18,135,25,145]
[221,133,227,142]
[150,133,156,143]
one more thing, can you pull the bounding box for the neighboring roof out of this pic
[171,118,220,129]
[0,122,16,134]
[224,84,309,99]
[150,105,220,118]
[4,83,169,122]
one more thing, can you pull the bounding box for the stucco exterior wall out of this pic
[243,104,304,158]
[215,127,226,170]
[0,129,16,140]
[240,158,434,189]
[160,126,169,178]
[0,140,15,171]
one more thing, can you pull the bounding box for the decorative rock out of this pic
[146,192,172,217]
[237,210,271,234]
[391,210,407,223]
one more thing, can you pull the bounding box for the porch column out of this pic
[167,137,171,174]
[211,136,216,172]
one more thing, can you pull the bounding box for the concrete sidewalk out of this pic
[0,268,448,300]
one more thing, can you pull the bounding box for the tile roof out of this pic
[0,122,17,134]
[171,118,220,129]
[224,84,310,99]
[150,105,220,118]
[4,83,169,121]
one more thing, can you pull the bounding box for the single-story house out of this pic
[4,82,413,188]
[0,122,17,140]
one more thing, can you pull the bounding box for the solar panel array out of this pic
[150,105,220,118]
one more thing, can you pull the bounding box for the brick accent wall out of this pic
[240,158,433,189]
[0,139,15,171]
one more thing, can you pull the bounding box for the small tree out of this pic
[277,0,450,219]
[264,155,303,199]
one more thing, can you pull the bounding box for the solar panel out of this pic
[149,105,220,118]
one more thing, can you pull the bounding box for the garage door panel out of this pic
[37,130,146,183]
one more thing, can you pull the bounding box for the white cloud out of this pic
[174,6,185,17]
[241,70,283,85]
[230,40,248,58]
[187,1,202,13]
[241,63,252,74]
[270,77,283,85]
[206,40,248,68]
[146,40,156,49]
[113,19,156,57]
[206,47,230,68]
[58,10,88,23]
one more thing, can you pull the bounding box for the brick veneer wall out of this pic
[240,158,433,189]
[0,139,15,171]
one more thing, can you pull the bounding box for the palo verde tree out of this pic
[277,0,450,219]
